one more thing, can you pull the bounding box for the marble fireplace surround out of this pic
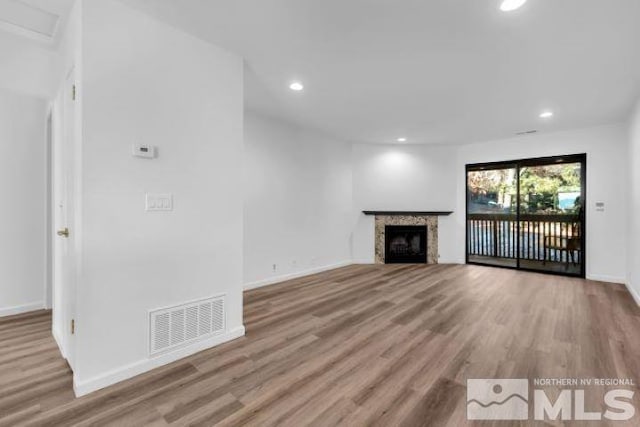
[362,211,453,265]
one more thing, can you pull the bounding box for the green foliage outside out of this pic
[468,163,581,214]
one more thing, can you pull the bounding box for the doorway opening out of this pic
[466,154,586,277]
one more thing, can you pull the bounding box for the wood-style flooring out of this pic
[1,264,639,426]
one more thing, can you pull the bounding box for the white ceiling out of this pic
[0,0,74,43]
[104,1,640,143]
[0,0,74,98]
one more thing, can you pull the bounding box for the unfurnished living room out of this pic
[1,0,639,425]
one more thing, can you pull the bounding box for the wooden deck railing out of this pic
[467,213,581,263]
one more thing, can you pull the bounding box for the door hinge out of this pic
[71,319,75,335]
[72,85,76,101]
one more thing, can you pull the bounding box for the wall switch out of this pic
[145,193,173,212]
[133,144,156,159]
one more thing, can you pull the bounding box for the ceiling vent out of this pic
[515,130,538,136]
[150,296,225,355]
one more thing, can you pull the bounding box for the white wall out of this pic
[244,112,352,288]
[0,90,47,316]
[351,144,457,263]
[628,101,640,303]
[0,34,58,99]
[74,0,244,395]
[351,124,628,283]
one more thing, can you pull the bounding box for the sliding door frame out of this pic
[465,153,587,278]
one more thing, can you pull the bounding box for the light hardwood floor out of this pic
[1,264,639,426]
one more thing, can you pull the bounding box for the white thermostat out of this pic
[132,144,156,159]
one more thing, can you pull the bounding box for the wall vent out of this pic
[149,296,225,355]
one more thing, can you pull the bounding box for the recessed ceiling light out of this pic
[397,137,407,142]
[500,0,527,12]
[289,82,304,91]
[539,111,554,119]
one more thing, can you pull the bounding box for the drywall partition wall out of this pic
[628,101,640,304]
[0,90,47,316]
[74,0,244,395]
[244,112,353,288]
[351,144,458,263]
[454,124,628,283]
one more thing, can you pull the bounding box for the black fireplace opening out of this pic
[384,225,427,264]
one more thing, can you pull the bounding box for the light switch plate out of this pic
[145,193,173,212]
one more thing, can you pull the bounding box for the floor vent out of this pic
[150,296,225,355]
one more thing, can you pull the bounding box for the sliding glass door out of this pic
[467,164,518,268]
[466,154,586,277]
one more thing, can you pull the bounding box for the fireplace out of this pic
[384,225,427,264]
[364,211,452,264]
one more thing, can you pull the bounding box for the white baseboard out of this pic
[244,260,353,290]
[625,281,640,307]
[436,259,462,265]
[0,301,44,317]
[586,274,626,284]
[351,259,375,265]
[73,325,245,397]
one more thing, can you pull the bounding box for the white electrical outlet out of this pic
[145,193,173,212]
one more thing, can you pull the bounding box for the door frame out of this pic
[45,110,53,310]
[465,153,587,278]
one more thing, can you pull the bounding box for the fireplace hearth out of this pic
[384,225,427,264]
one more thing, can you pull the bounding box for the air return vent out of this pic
[150,296,225,355]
